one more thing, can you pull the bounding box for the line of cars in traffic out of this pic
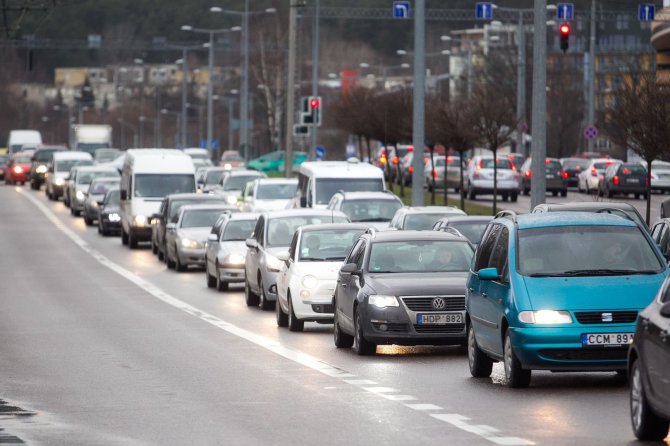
[14,149,670,442]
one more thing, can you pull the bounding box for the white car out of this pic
[239,178,298,212]
[576,158,621,193]
[214,169,267,206]
[205,212,259,291]
[275,223,370,331]
[646,160,670,193]
[465,155,520,201]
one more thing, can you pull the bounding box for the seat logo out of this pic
[432,297,446,310]
[602,312,613,323]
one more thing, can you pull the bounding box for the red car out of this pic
[5,151,32,185]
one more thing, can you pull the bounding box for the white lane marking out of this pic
[20,189,535,446]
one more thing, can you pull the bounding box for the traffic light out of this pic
[300,96,322,126]
[559,23,570,53]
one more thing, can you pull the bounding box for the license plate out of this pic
[417,313,463,325]
[582,333,634,346]
[627,178,640,183]
[546,174,555,179]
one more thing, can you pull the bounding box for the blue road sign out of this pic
[475,2,493,20]
[583,126,598,141]
[200,139,220,150]
[557,3,574,21]
[639,3,655,21]
[393,1,410,19]
[315,146,326,160]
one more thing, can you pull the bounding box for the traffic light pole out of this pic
[516,11,526,156]
[530,0,547,210]
[310,0,320,159]
[285,0,298,178]
[411,0,426,206]
[587,0,596,152]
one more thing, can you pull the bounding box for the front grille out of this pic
[413,323,465,334]
[401,296,465,312]
[574,311,638,324]
[539,348,628,361]
[372,322,409,333]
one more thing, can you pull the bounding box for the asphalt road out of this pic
[0,184,666,445]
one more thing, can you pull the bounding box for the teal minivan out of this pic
[466,212,668,388]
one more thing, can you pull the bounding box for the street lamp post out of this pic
[134,58,145,147]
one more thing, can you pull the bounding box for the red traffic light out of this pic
[310,98,320,109]
[559,23,570,35]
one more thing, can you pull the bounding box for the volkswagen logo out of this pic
[432,297,446,310]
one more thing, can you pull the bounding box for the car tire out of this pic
[158,249,165,261]
[630,358,670,441]
[245,279,260,307]
[468,324,493,378]
[121,228,129,245]
[128,231,138,249]
[353,307,376,356]
[287,294,304,332]
[175,248,186,272]
[468,185,476,200]
[501,193,509,202]
[607,189,614,198]
[276,295,289,327]
[333,297,354,348]
[523,187,530,196]
[84,215,93,226]
[215,263,228,291]
[259,282,274,311]
[560,189,567,197]
[503,329,531,388]
[510,193,518,203]
[166,252,176,269]
[151,241,158,255]
[552,190,558,197]
[206,265,216,288]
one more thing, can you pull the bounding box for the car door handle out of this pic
[468,287,474,293]
[341,283,347,288]
[482,292,488,298]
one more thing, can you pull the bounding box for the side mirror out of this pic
[166,223,177,231]
[207,233,218,242]
[277,251,290,262]
[300,196,307,207]
[246,238,258,249]
[661,302,670,318]
[340,263,359,275]
[96,200,104,206]
[478,267,500,281]
[120,190,127,200]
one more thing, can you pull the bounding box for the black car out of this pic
[98,188,122,236]
[152,193,237,261]
[628,281,670,441]
[332,230,474,355]
[560,157,591,188]
[432,216,493,248]
[29,146,66,190]
[532,202,648,232]
[599,163,648,199]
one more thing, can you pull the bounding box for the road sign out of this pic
[315,146,326,160]
[556,3,574,21]
[475,2,493,20]
[583,125,598,140]
[293,125,309,137]
[639,3,655,21]
[393,1,410,19]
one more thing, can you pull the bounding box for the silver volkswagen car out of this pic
[205,212,259,291]
[244,209,349,311]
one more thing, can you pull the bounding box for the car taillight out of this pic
[545,159,551,165]
[392,156,399,165]
[591,167,597,177]
[561,171,568,179]
[379,156,387,165]
[524,170,532,178]
[447,156,454,164]
[476,159,483,170]
[622,168,630,175]
[510,162,517,172]
[473,171,480,179]
[576,165,582,171]
[432,169,437,179]
[408,166,414,174]
[613,175,619,185]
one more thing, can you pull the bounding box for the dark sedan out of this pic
[98,188,122,236]
[333,230,474,355]
[628,281,670,441]
[560,157,591,188]
[599,163,648,199]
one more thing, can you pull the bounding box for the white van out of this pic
[46,151,93,201]
[294,158,386,209]
[120,149,196,248]
[72,125,112,156]
[8,130,42,155]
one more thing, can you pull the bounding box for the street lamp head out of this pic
[441,50,451,55]
[181,25,193,31]
[160,108,169,114]
[133,58,144,64]
[265,8,276,13]
[230,26,242,32]
[546,4,558,11]
[359,62,370,68]
[175,58,184,64]
[230,89,239,95]
[440,35,452,41]
[396,49,408,56]
[203,42,211,48]
[400,63,410,68]
[490,20,503,28]
[546,20,556,27]
[210,6,222,12]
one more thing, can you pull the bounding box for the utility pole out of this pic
[285,0,298,178]
[310,0,320,158]
[516,11,526,155]
[530,0,547,210]
[587,0,596,152]
[240,0,250,160]
[411,0,426,206]
[181,47,188,149]
[207,32,214,155]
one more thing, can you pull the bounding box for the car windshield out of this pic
[224,175,261,191]
[55,159,91,172]
[315,178,384,205]
[0,155,7,166]
[13,156,31,163]
[222,219,257,241]
[518,225,664,277]
[341,199,402,222]
[90,180,119,195]
[169,198,226,222]
[256,183,298,199]
[134,174,195,198]
[562,159,590,170]
[299,228,367,261]
[480,159,513,169]
[34,149,61,162]
[205,170,225,185]
[404,213,460,230]
[368,240,474,273]
[448,222,490,245]
[77,143,109,156]
[95,152,120,163]
[78,171,119,185]
[180,209,227,228]
[267,215,349,247]
[104,189,120,206]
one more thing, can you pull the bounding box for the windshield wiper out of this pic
[355,218,390,222]
[549,269,652,277]
[324,256,346,261]
[300,257,327,261]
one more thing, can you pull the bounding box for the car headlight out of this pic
[224,253,245,265]
[266,254,283,272]
[133,215,147,227]
[36,165,47,174]
[518,310,573,325]
[369,295,399,308]
[180,238,202,249]
[91,200,98,208]
[301,275,318,289]
[226,195,237,205]
[55,178,64,186]
[76,190,86,201]
[13,166,23,174]
[108,213,121,222]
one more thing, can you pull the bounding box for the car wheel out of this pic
[607,189,614,198]
[151,241,158,255]
[501,193,509,202]
[333,296,354,348]
[166,252,176,269]
[353,307,376,356]
[206,264,216,288]
[215,263,228,291]
[84,215,93,226]
[468,324,493,378]
[560,189,567,197]
[468,184,477,200]
[523,187,530,196]
[276,294,288,327]
[552,190,558,197]
[287,294,304,332]
[259,282,274,311]
[630,358,670,440]
[158,249,165,261]
[175,248,186,272]
[128,231,138,249]
[121,228,129,245]
[510,193,518,203]
[503,329,531,388]
[245,279,260,307]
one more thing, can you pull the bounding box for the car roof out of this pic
[263,209,348,219]
[300,223,371,233]
[75,165,119,172]
[539,201,638,212]
[399,206,465,214]
[440,216,493,224]
[53,151,93,160]
[227,212,259,221]
[516,212,638,230]
[368,230,468,242]
[298,159,384,178]
[255,178,298,185]
[168,193,220,201]
[179,204,237,212]
[229,169,264,176]
[336,191,400,200]
[90,177,120,183]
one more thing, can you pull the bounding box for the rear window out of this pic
[222,219,257,241]
[562,159,590,170]
[620,165,646,175]
[593,162,611,170]
[546,160,562,170]
[480,159,513,169]
[267,215,349,247]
